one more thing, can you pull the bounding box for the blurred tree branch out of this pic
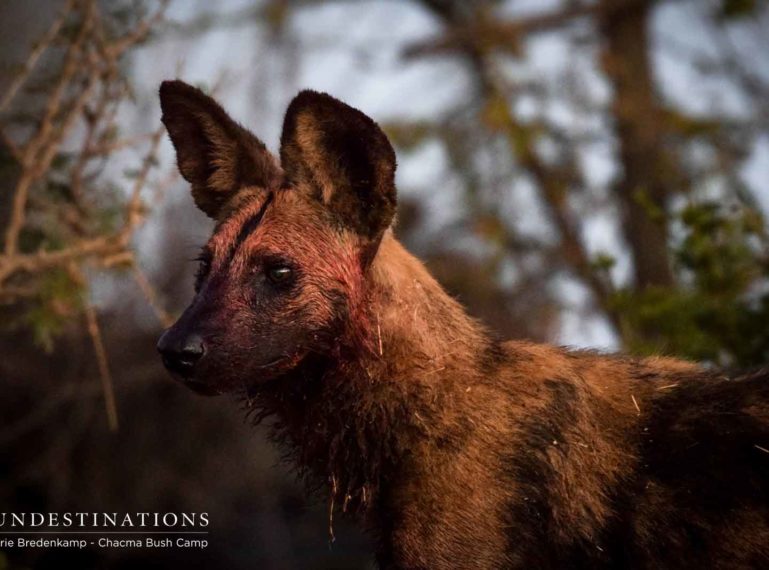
[0,0,76,115]
[414,0,622,329]
[0,0,172,430]
[0,0,170,296]
[404,1,603,59]
[405,0,769,363]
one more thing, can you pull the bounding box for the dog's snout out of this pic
[157,330,205,378]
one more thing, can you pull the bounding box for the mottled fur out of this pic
[158,81,769,569]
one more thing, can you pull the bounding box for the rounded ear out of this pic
[279,90,397,245]
[159,80,282,218]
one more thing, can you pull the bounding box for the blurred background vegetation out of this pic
[0,0,767,568]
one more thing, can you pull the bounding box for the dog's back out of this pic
[452,347,769,568]
[377,341,769,569]
[618,366,769,569]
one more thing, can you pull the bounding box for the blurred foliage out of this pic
[21,268,83,352]
[719,0,760,19]
[0,0,165,351]
[386,0,769,372]
[613,201,769,367]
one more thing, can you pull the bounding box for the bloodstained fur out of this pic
[159,81,769,569]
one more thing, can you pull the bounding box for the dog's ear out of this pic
[159,80,281,218]
[279,91,396,247]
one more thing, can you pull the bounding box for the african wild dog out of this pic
[157,80,769,569]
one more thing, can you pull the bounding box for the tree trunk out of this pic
[600,0,674,290]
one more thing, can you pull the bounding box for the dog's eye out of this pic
[266,266,293,284]
[193,254,212,293]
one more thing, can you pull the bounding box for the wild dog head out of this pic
[156,81,396,395]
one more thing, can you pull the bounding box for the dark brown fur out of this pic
[158,81,769,569]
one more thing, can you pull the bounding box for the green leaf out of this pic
[23,269,84,352]
[719,0,758,19]
[592,252,616,272]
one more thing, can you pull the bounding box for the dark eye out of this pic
[266,266,293,284]
[194,253,212,292]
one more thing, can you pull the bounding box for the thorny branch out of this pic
[0,0,172,430]
[84,300,119,431]
[0,0,77,114]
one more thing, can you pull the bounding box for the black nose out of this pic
[157,331,205,378]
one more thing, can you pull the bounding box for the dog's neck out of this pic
[249,234,494,514]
